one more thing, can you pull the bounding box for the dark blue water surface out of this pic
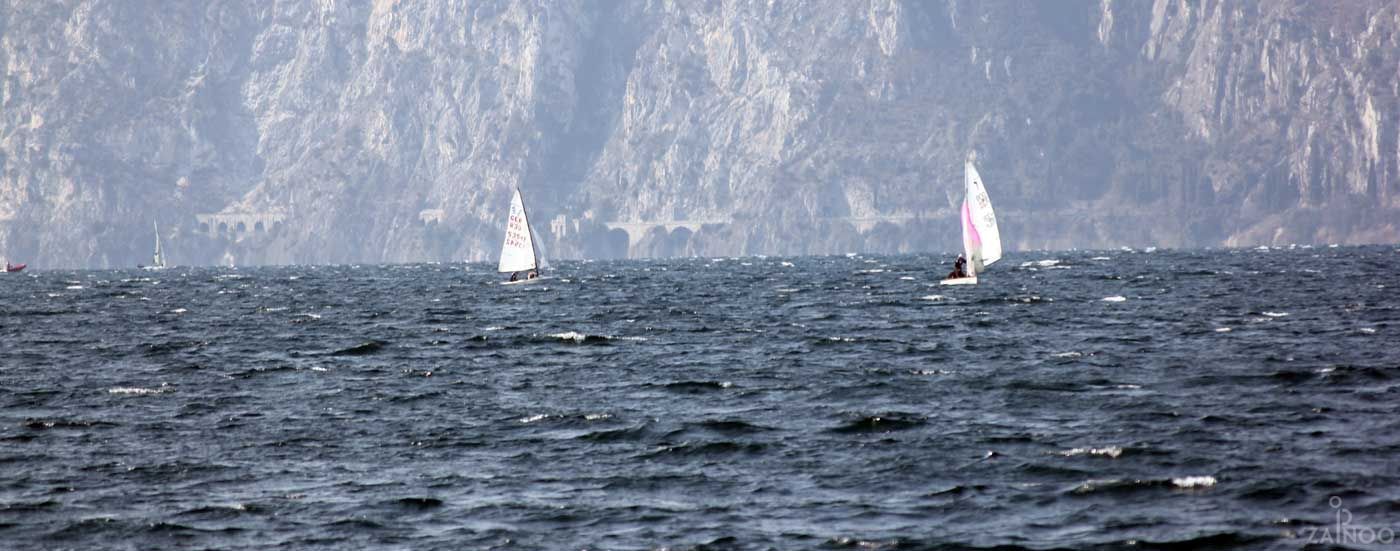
[2,246,1398,550]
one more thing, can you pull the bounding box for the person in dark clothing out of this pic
[947,254,968,279]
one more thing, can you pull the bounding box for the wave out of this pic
[545,331,646,344]
[107,386,169,396]
[1054,446,1123,459]
[655,380,733,393]
[693,419,772,434]
[646,440,768,457]
[830,413,925,434]
[1101,296,1127,302]
[23,418,118,431]
[578,424,653,442]
[386,497,443,509]
[1070,475,1217,495]
[330,340,387,356]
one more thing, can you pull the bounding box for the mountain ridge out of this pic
[1,0,1395,268]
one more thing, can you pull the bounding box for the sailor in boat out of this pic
[527,270,538,280]
[946,254,969,280]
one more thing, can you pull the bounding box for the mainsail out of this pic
[497,188,539,273]
[152,221,167,268]
[964,161,1002,273]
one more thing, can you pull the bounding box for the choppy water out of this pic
[2,246,1398,550]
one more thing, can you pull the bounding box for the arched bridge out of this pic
[196,211,287,237]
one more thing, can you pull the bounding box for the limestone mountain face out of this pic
[2,0,1395,268]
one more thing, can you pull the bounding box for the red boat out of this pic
[4,262,25,273]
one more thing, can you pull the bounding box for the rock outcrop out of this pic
[2,0,1395,268]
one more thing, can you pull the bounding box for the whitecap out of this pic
[825,336,857,343]
[584,413,611,421]
[899,276,915,281]
[519,414,550,424]
[912,369,953,376]
[310,366,328,372]
[483,326,504,331]
[780,261,794,267]
[547,331,645,343]
[108,386,167,395]
[1144,247,1157,253]
[1101,296,1127,302]
[857,269,885,274]
[1359,327,1377,334]
[1091,256,1111,261]
[1057,446,1122,459]
[921,295,947,301]
[1214,327,1232,333]
[1115,384,1142,389]
[1172,476,1217,488]
[1051,351,1082,358]
[1262,311,1289,318]
[65,285,84,290]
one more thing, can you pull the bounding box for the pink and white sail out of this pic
[962,160,1002,274]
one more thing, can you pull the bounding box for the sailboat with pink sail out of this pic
[940,160,1002,285]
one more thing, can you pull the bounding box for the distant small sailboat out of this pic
[498,187,546,285]
[941,160,1002,285]
[140,221,168,270]
[2,256,25,273]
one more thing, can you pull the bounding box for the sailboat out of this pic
[940,160,1002,285]
[140,221,168,270]
[498,187,547,285]
[2,256,25,273]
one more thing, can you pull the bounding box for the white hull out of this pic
[939,276,978,286]
[501,276,548,286]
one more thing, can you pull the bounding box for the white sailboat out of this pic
[940,160,1002,285]
[142,221,168,270]
[498,187,546,285]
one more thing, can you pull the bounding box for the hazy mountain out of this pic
[2,0,1396,268]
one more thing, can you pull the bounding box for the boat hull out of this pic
[939,276,977,286]
[501,276,548,286]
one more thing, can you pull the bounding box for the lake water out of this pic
[2,246,1397,549]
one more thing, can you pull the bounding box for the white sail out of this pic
[152,221,167,268]
[964,160,1002,272]
[497,188,538,273]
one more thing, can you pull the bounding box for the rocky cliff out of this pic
[2,0,1396,268]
